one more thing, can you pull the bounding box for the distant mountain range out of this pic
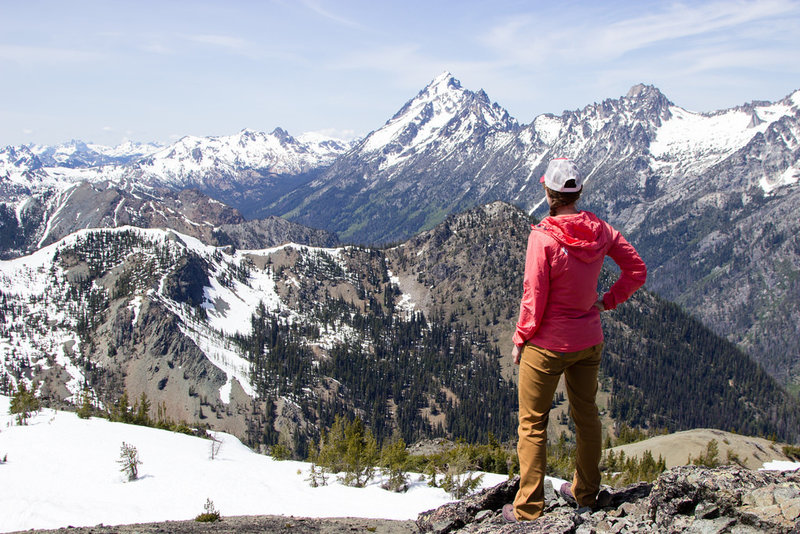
[1,72,799,435]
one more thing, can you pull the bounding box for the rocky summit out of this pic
[416,466,800,533]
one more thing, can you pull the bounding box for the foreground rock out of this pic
[417,465,800,533]
[8,516,417,534]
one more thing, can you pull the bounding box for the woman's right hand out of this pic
[512,344,522,365]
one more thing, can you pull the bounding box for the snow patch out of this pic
[760,460,800,471]
[760,165,800,194]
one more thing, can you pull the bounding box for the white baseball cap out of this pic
[540,158,583,192]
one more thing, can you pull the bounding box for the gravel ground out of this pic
[6,516,418,534]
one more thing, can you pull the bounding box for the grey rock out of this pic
[686,517,737,534]
[419,466,800,533]
[473,510,493,522]
[694,502,721,519]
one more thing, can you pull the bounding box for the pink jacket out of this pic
[513,211,646,352]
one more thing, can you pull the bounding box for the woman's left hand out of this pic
[593,298,605,312]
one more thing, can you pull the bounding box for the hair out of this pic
[545,180,582,217]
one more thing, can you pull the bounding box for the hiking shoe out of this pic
[560,482,613,509]
[501,503,517,523]
[559,482,578,507]
[595,488,612,509]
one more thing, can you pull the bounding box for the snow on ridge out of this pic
[533,114,563,145]
[789,89,800,110]
[650,104,783,166]
[760,165,800,194]
[651,101,795,160]
[139,128,348,181]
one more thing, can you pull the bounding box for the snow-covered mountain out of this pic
[0,129,352,256]
[0,128,352,211]
[264,72,525,241]
[132,128,350,189]
[30,139,163,168]
[358,71,519,171]
[265,75,800,390]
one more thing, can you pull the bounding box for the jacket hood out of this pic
[533,211,609,263]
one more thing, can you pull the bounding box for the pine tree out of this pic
[76,388,93,419]
[379,434,410,492]
[134,392,151,426]
[10,382,40,425]
[117,442,142,481]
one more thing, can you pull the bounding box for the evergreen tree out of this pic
[117,442,142,481]
[76,388,93,419]
[134,392,151,426]
[379,434,410,492]
[10,382,40,425]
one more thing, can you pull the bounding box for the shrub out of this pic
[195,498,221,522]
[439,445,484,499]
[689,439,721,468]
[118,442,142,481]
[310,415,379,488]
[602,449,666,485]
[269,442,292,461]
[783,445,800,461]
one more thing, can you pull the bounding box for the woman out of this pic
[503,158,647,522]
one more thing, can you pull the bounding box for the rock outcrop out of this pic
[417,466,800,533]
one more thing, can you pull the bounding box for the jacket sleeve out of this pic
[601,226,647,311]
[513,230,550,346]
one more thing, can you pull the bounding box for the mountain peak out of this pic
[626,83,656,99]
[270,127,293,142]
[427,71,459,90]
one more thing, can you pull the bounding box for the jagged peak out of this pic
[269,127,294,142]
[626,83,658,99]
[427,70,459,90]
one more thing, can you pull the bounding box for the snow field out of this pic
[0,397,508,533]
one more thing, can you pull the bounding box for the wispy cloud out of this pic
[481,0,800,68]
[140,42,174,55]
[299,0,363,29]
[593,0,799,58]
[182,34,248,51]
[0,45,103,64]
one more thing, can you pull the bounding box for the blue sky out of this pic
[1,0,799,147]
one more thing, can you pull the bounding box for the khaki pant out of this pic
[513,343,604,520]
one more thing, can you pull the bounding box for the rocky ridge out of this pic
[417,466,800,533]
